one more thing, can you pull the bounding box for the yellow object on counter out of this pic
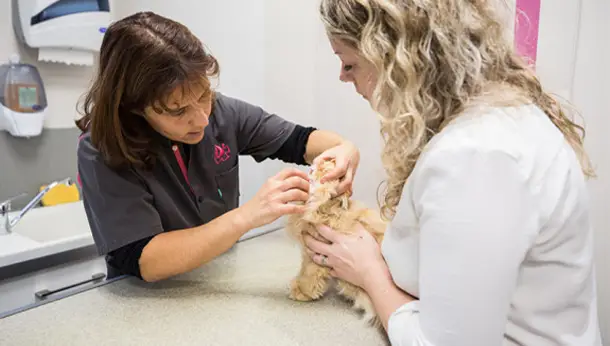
[39,183,80,206]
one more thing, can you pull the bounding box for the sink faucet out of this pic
[0,178,73,235]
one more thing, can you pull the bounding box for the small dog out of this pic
[285,159,387,327]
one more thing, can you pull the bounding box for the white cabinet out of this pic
[0,251,108,318]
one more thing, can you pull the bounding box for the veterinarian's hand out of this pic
[304,224,390,290]
[240,168,310,229]
[313,141,359,196]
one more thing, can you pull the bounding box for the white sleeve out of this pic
[387,147,537,346]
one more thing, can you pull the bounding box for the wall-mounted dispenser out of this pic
[12,0,112,66]
[0,54,48,138]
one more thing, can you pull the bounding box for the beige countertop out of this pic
[0,230,388,345]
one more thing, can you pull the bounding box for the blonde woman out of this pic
[303,1,602,345]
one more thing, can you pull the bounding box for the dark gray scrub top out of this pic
[77,93,296,255]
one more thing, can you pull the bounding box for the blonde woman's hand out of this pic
[313,141,359,196]
[303,223,391,290]
[240,168,310,229]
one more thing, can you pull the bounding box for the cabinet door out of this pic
[0,253,108,318]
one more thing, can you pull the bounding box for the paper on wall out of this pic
[38,48,94,67]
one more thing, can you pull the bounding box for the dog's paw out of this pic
[289,279,314,302]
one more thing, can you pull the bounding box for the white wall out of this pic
[262,0,384,208]
[570,0,610,341]
[535,0,609,341]
[536,0,582,101]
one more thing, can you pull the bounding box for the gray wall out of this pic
[0,128,81,209]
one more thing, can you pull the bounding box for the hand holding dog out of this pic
[303,224,391,290]
[241,168,310,229]
[313,141,359,196]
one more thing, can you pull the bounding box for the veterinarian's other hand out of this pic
[241,168,309,229]
[304,224,390,289]
[313,141,359,196]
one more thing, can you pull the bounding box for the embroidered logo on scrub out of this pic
[214,143,231,164]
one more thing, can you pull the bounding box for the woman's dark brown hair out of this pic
[75,11,219,170]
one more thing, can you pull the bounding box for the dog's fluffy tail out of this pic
[337,280,382,328]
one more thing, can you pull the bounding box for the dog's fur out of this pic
[285,160,387,327]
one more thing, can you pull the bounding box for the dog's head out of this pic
[305,159,350,215]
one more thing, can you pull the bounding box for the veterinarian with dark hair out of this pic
[75,12,359,283]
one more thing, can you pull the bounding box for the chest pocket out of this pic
[214,163,240,211]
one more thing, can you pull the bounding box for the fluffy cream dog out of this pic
[285,159,387,326]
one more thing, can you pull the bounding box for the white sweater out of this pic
[381,104,602,345]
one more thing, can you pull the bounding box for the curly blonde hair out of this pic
[319,0,594,220]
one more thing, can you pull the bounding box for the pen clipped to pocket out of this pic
[213,164,240,210]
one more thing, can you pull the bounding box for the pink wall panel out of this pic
[514,0,541,69]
